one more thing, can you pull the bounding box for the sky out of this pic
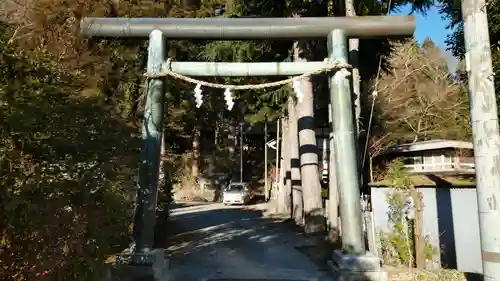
[392,4,459,73]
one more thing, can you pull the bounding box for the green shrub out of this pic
[1,28,138,281]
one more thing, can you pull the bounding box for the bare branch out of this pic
[368,39,471,152]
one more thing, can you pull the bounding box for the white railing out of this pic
[404,162,475,173]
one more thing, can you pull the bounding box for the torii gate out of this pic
[80,15,415,280]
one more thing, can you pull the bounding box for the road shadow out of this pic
[155,203,337,280]
[170,203,188,210]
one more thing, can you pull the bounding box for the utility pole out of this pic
[461,0,500,279]
[240,122,244,182]
[275,119,281,201]
[264,116,268,201]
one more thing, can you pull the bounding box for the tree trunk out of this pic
[278,117,292,215]
[215,112,221,147]
[192,126,200,180]
[345,0,361,137]
[228,121,236,156]
[293,41,325,233]
[158,131,168,209]
[288,97,304,225]
[160,131,167,187]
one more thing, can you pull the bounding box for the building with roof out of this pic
[371,139,475,182]
[369,139,481,274]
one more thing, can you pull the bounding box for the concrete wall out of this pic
[371,186,482,274]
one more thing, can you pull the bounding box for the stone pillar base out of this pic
[104,249,169,281]
[328,250,387,281]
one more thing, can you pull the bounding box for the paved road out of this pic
[163,202,334,281]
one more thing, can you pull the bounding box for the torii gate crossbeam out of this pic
[80,16,415,39]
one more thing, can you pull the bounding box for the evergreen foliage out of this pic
[439,0,500,107]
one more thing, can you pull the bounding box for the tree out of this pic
[370,39,471,152]
[288,96,304,225]
[0,24,140,281]
[345,0,361,136]
[290,0,330,234]
[279,117,293,215]
[294,67,326,233]
[439,0,500,105]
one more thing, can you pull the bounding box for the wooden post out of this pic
[365,211,379,257]
[412,190,425,268]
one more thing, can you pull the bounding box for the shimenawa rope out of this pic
[144,58,352,90]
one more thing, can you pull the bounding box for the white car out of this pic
[222,182,251,205]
